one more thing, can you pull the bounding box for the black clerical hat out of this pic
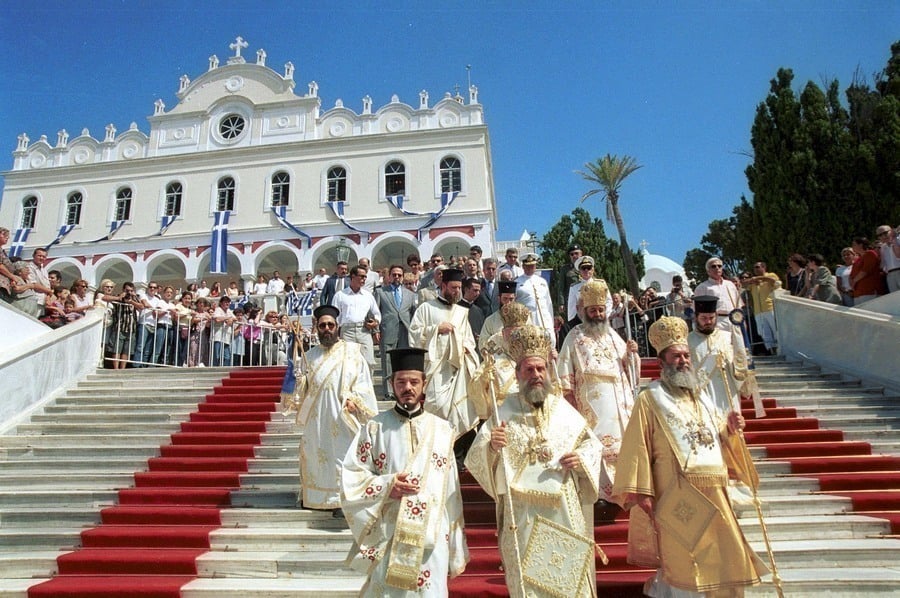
[388,348,428,373]
[442,268,465,283]
[313,305,340,320]
[693,295,718,314]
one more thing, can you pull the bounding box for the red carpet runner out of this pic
[28,367,287,598]
[448,359,900,597]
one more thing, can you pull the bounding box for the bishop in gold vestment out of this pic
[612,317,767,597]
[466,325,604,598]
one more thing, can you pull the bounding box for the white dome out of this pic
[639,247,686,293]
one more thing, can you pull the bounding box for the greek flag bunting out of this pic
[45,224,76,250]
[81,219,127,244]
[270,206,311,245]
[158,214,177,236]
[286,289,317,316]
[325,201,370,242]
[9,228,30,258]
[210,211,230,274]
[417,191,459,241]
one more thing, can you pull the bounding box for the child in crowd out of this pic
[64,298,83,322]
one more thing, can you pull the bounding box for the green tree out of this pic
[576,154,643,297]
[709,41,900,273]
[539,207,644,305]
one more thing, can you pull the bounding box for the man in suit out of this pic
[458,276,486,343]
[375,264,417,397]
[476,257,499,315]
[320,261,349,306]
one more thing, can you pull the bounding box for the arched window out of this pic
[271,172,290,207]
[114,187,132,221]
[327,167,346,202]
[385,161,406,196]
[66,192,83,226]
[440,157,461,193]
[217,176,235,211]
[165,182,182,216]
[21,196,38,229]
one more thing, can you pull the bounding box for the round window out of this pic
[219,114,246,140]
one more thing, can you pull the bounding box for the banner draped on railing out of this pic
[386,192,459,241]
[76,219,127,244]
[9,228,30,258]
[158,214,177,236]
[325,201,370,242]
[270,206,311,246]
[210,211,230,274]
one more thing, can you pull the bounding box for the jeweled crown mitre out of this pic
[648,316,689,354]
[507,325,551,364]
[500,301,531,328]
[579,279,609,308]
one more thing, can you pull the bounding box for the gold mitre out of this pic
[507,325,551,364]
[579,279,609,307]
[500,302,531,328]
[648,316,689,354]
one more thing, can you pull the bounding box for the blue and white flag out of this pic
[270,206,311,246]
[45,224,76,250]
[417,191,459,241]
[80,219,127,244]
[286,289,317,316]
[210,210,230,274]
[8,228,30,258]
[230,294,250,312]
[157,214,177,236]
[325,201,370,242]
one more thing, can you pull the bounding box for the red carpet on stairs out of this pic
[27,367,287,598]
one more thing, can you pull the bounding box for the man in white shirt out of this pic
[515,253,556,346]
[497,247,524,279]
[135,282,166,367]
[694,257,743,332]
[876,225,900,293]
[266,270,286,294]
[332,265,382,372]
[27,247,53,311]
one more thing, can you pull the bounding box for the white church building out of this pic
[0,38,497,289]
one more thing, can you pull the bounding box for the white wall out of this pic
[775,291,900,391]
[0,308,103,434]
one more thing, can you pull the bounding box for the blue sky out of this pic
[1,1,897,265]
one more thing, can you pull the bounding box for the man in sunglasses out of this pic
[283,304,378,518]
[694,257,743,332]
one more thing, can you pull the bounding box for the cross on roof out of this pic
[230,36,248,59]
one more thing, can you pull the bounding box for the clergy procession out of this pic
[279,248,777,597]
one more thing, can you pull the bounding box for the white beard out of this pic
[661,363,699,390]
[519,377,553,408]
[583,318,610,337]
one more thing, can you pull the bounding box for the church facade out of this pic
[0,38,497,289]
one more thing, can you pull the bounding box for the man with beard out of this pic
[341,348,469,596]
[612,316,767,597]
[408,268,479,444]
[558,279,640,501]
[466,325,604,598]
[283,305,378,517]
[689,296,764,419]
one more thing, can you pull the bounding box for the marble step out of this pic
[746,567,900,596]
[54,393,211,405]
[750,537,900,568]
[0,457,297,473]
[0,472,298,490]
[0,433,301,448]
[14,422,296,435]
[763,387,887,398]
[27,412,295,425]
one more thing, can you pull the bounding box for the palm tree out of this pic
[577,154,643,298]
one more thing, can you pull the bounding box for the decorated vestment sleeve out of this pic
[342,343,378,425]
[467,358,494,421]
[340,420,398,574]
[464,417,504,501]
[444,447,471,578]
[610,392,656,510]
